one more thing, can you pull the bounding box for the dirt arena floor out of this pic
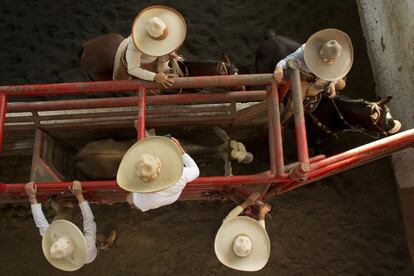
[0,0,413,275]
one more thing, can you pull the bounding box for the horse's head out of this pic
[368,96,401,135]
[218,53,245,91]
[310,95,401,139]
[218,52,239,75]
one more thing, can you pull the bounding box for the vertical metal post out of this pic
[267,80,284,176]
[137,87,146,140]
[0,94,6,152]
[287,60,310,180]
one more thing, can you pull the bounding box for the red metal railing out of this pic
[0,94,6,152]
[1,73,414,204]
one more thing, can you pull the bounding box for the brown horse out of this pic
[80,33,240,83]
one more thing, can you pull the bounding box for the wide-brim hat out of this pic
[304,29,353,81]
[117,136,183,193]
[214,216,271,271]
[131,5,187,57]
[42,220,87,272]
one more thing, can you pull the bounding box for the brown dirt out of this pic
[0,0,413,275]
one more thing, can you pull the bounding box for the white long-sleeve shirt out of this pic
[125,36,170,81]
[132,153,200,212]
[31,201,97,264]
[276,44,311,73]
[276,43,339,83]
[222,205,266,229]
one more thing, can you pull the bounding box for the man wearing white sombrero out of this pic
[274,29,353,98]
[113,5,186,88]
[215,192,272,271]
[117,136,199,212]
[25,181,97,271]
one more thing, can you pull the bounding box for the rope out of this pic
[170,55,187,77]
[329,97,382,139]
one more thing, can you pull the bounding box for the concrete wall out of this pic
[358,0,414,264]
[357,0,414,188]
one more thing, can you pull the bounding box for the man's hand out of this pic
[259,203,272,220]
[240,192,261,209]
[69,181,85,203]
[273,67,284,83]
[25,182,38,204]
[171,137,185,155]
[169,51,184,62]
[154,73,174,88]
[327,81,337,98]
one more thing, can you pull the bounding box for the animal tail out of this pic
[264,29,277,40]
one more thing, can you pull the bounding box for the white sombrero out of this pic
[117,136,183,193]
[304,29,354,81]
[42,220,87,272]
[214,216,271,272]
[131,5,187,57]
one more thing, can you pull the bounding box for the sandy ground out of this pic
[0,0,413,275]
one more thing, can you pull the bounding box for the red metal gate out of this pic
[0,71,413,204]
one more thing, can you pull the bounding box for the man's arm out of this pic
[258,203,272,230]
[70,181,97,238]
[171,137,200,183]
[223,192,260,224]
[126,37,157,81]
[182,154,200,183]
[126,37,173,88]
[275,44,305,69]
[25,182,49,236]
[70,181,97,262]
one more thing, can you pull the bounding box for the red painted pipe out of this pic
[284,154,326,172]
[310,128,414,171]
[137,88,146,140]
[267,80,284,176]
[278,80,291,103]
[0,74,273,97]
[3,115,235,134]
[0,174,290,194]
[287,60,309,181]
[0,94,6,152]
[5,106,230,124]
[267,87,276,175]
[279,129,414,194]
[288,60,309,165]
[7,90,266,112]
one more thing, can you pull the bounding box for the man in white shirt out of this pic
[274,29,353,98]
[25,181,97,270]
[113,5,187,88]
[117,136,199,212]
[222,192,271,229]
[215,192,272,271]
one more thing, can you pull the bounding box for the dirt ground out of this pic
[0,0,413,275]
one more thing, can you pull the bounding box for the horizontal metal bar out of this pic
[0,173,290,193]
[0,94,6,152]
[7,91,266,112]
[0,75,273,97]
[278,129,414,194]
[310,128,414,171]
[6,106,230,123]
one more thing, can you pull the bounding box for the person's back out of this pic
[119,136,199,212]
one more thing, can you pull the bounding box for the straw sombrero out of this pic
[214,216,271,272]
[42,220,87,272]
[131,5,187,57]
[116,136,184,193]
[304,29,353,81]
